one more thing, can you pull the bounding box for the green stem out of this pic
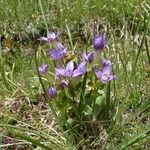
[38,0,49,33]
[105,82,111,118]
[145,37,150,64]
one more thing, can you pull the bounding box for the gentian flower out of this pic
[47,86,57,98]
[94,60,116,84]
[102,59,111,66]
[61,80,68,89]
[39,32,56,42]
[93,35,105,50]
[48,42,67,60]
[81,52,94,63]
[55,61,87,79]
[38,64,48,74]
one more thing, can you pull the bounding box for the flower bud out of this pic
[47,86,57,99]
[93,35,105,51]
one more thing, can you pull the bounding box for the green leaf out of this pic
[82,93,93,117]
[93,91,105,119]
[83,105,93,116]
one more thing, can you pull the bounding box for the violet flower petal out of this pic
[100,74,116,84]
[57,43,67,56]
[72,61,86,77]
[47,32,56,40]
[55,68,66,76]
[94,69,102,79]
[48,43,67,60]
[56,42,64,49]
[103,64,111,75]
[66,61,74,72]
[102,59,111,66]
[38,64,48,74]
[65,61,74,77]
[77,61,86,72]
[72,69,83,77]
[87,52,94,63]
[40,37,48,41]
[39,32,56,42]
[56,43,67,54]
[109,75,117,81]
[82,52,94,63]
[61,80,68,88]
[49,48,64,60]
[101,73,109,81]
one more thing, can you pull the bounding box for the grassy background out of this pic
[0,0,150,149]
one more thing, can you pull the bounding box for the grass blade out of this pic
[0,123,62,144]
[15,133,52,150]
[1,59,12,91]
[117,127,150,150]
[134,14,150,66]
[145,37,150,64]
[66,24,74,50]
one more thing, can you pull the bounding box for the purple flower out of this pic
[38,64,48,74]
[93,35,105,50]
[81,52,94,63]
[47,86,57,98]
[102,59,111,66]
[39,32,56,42]
[55,61,87,79]
[61,80,68,88]
[94,60,116,84]
[48,43,67,60]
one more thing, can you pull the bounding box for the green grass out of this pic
[0,0,150,149]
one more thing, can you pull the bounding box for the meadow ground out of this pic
[0,0,150,149]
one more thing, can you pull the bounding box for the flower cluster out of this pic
[38,33,116,99]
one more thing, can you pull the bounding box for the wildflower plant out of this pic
[35,32,116,144]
